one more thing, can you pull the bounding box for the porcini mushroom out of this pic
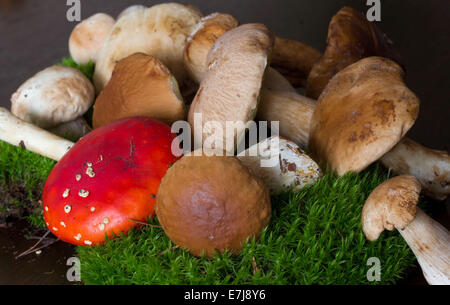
[237,136,321,194]
[155,150,271,258]
[69,13,115,65]
[94,3,202,93]
[362,175,450,285]
[92,53,185,129]
[10,65,94,140]
[306,6,401,99]
[188,23,274,152]
[183,12,321,88]
[308,57,419,175]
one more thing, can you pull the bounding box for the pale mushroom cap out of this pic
[362,175,421,241]
[94,3,202,93]
[92,53,185,128]
[11,66,94,129]
[117,5,146,20]
[69,13,115,65]
[188,23,274,152]
[184,12,239,83]
[308,57,420,175]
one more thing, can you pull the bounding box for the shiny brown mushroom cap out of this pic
[362,175,421,241]
[308,57,419,176]
[306,6,401,99]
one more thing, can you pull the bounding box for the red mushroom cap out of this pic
[43,117,181,246]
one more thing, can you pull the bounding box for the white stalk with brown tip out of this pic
[398,208,450,285]
[0,107,74,161]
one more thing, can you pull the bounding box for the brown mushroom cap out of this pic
[92,53,185,129]
[308,57,420,176]
[306,6,401,99]
[155,151,271,258]
[362,175,421,241]
[188,23,274,152]
[184,13,239,84]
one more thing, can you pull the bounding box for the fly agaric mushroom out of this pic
[42,117,181,246]
[69,13,115,65]
[10,65,94,140]
[237,136,321,194]
[306,6,401,99]
[0,107,180,246]
[93,3,202,93]
[92,53,185,129]
[188,23,274,153]
[308,57,419,175]
[183,12,321,88]
[155,150,271,258]
[362,175,450,285]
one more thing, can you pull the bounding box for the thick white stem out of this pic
[0,107,74,161]
[381,138,449,201]
[398,208,450,285]
[237,136,321,194]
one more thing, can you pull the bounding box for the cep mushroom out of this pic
[92,53,185,128]
[10,65,94,140]
[0,108,180,246]
[183,12,321,87]
[182,13,449,200]
[188,23,274,152]
[93,3,202,93]
[69,13,115,65]
[305,6,401,99]
[237,136,321,194]
[362,175,450,285]
[156,150,271,258]
[308,57,420,175]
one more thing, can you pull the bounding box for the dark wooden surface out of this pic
[0,0,448,285]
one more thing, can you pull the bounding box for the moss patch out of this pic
[77,165,416,285]
[0,141,55,227]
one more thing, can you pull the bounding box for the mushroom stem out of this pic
[380,138,449,201]
[398,208,450,285]
[0,107,74,161]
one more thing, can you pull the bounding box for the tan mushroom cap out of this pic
[306,6,401,99]
[11,66,94,129]
[94,3,202,93]
[188,23,274,152]
[362,175,421,241]
[184,12,239,84]
[92,53,185,129]
[69,13,115,65]
[155,150,271,258]
[308,57,420,176]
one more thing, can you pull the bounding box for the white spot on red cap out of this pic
[63,189,70,198]
[76,174,81,181]
[79,189,89,198]
[84,240,92,246]
[98,223,105,231]
[103,218,110,224]
[74,233,82,241]
[64,205,71,213]
[53,227,58,231]
[60,221,66,228]
[86,167,95,178]
[44,206,48,212]
[90,207,96,212]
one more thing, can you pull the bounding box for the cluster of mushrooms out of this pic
[0,3,448,284]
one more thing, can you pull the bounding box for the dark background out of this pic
[0,0,448,285]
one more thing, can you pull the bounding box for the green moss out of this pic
[0,141,55,226]
[77,165,416,285]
